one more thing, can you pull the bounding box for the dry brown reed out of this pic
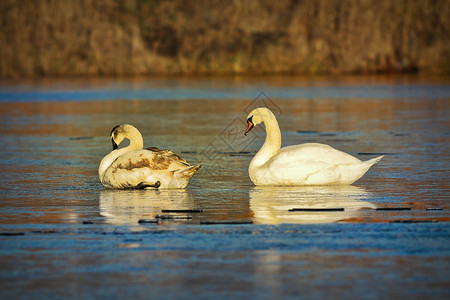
[0,0,449,77]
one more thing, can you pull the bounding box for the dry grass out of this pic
[0,0,449,77]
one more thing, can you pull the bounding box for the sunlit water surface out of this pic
[0,76,448,299]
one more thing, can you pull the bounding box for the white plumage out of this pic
[244,107,383,185]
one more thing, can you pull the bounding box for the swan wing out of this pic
[254,143,362,185]
[267,159,335,183]
[146,147,190,167]
[275,143,361,165]
[111,149,189,172]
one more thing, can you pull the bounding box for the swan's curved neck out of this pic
[250,112,281,169]
[127,128,144,151]
[98,128,144,179]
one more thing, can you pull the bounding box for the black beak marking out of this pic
[112,138,118,150]
[244,116,254,136]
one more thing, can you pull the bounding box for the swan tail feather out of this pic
[365,155,384,166]
[345,155,384,184]
[173,164,202,188]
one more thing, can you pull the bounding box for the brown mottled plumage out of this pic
[99,124,201,189]
[146,147,190,167]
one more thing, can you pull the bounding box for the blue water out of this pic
[0,76,449,299]
[1,223,449,299]
[1,77,449,102]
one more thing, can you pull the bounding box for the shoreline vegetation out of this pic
[1,0,449,78]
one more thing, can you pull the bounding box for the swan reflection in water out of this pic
[99,189,194,224]
[249,185,376,224]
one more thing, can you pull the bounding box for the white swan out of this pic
[99,124,201,189]
[244,107,383,185]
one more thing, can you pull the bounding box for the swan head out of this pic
[110,124,142,150]
[244,107,273,135]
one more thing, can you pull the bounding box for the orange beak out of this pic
[244,116,254,136]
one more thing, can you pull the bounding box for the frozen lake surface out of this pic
[0,76,449,299]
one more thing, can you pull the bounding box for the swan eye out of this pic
[244,116,254,136]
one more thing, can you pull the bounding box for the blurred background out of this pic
[1,0,449,78]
